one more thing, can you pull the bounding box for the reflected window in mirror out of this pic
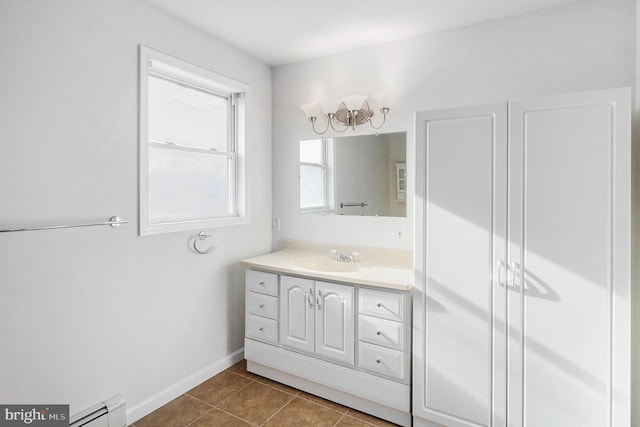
[300,138,335,213]
[299,132,406,217]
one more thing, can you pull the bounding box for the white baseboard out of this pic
[126,348,244,425]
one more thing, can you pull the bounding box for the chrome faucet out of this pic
[330,249,359,263]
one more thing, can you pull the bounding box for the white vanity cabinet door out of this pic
[315,281,355,365]
[280,276,315,353]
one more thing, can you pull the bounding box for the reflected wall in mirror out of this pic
[299,132,406,217]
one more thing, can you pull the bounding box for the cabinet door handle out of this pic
[307,292,313,308]
[316,290,321,309]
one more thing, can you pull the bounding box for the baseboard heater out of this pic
[69,394,126,427]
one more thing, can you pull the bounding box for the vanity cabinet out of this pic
[280,276,354,364]
[413,88,631,427]
[244,268,412,426]
[245,270,279,344]
[357,288,409,382]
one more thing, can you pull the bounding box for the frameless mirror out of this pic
[299,132,406,217]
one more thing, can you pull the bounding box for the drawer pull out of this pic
[259,303,264,308]
[377,302,383,307]
[259,281,265,286]
[259,326,264,332]
[376,330,382,336]
[376,357,382,364]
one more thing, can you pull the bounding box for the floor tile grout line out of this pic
[183,406,217,427]
[295,393,348,414]
[212,378,256,408]
[183,393,217,409]
[334,412,348,426]
[203,406,261,427]
[258,393,298,426]
[252,378,301,397]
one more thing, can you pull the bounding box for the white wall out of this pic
[0,0,272,422]
[273,0,638,421]
[272,0,635,251]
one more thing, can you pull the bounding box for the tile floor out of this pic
[131,360,398,427]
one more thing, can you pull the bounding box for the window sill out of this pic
[139,215,249,236]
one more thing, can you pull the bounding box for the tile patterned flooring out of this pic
[131,360,398,427]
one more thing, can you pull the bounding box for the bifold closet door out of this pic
[507,88,631,427]
[414,104,508,427]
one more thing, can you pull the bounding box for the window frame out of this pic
[299,138,335,213]
[139,46,248,235]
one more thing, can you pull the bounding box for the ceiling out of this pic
[142,0,579,66]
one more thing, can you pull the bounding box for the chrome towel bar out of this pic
[0,216,128,233]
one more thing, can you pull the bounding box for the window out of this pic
[299,138,334,212]
[139,46,247,235]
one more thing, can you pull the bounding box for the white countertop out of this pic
[241,243,413,291]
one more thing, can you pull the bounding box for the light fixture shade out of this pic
[368,93,392,109]
[320,98,343,115]
[300,103,321,118]
[342,95,367,111]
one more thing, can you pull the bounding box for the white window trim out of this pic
[139,46,248,235]
[300,138,335,214]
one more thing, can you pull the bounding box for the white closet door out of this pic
[414,103,508,427]
[507,88,630,427]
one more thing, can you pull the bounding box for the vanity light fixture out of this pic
[300,95,390,135]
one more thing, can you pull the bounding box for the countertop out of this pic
[241,242,413,291]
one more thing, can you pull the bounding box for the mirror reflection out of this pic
[299,132,406,217]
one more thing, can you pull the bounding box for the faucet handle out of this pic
[330,249,337,255]
[351,251,359,257]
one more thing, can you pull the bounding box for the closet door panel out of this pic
[508,89,631,427]
[414,103,507,427]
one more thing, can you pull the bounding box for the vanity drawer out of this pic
[358,341,404,381]
[246,314,278,344]
[358,315,403,350]
[359,288,405,322]
[247,292,278,320]
[246,270,279,297]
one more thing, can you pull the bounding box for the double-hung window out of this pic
[139,46,247,235]
[299,138,334,212]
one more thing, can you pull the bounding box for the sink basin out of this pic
[295,258,359,273]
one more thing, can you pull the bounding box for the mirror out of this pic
[299,132,406,217]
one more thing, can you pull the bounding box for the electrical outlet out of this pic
[395,227,405,240]
[272,218,281,232]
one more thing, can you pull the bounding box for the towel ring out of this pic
[193,231,216,254]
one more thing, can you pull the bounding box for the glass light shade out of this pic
[300,103,321,118]
[320,98,343,115]
[342,95,367,111]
